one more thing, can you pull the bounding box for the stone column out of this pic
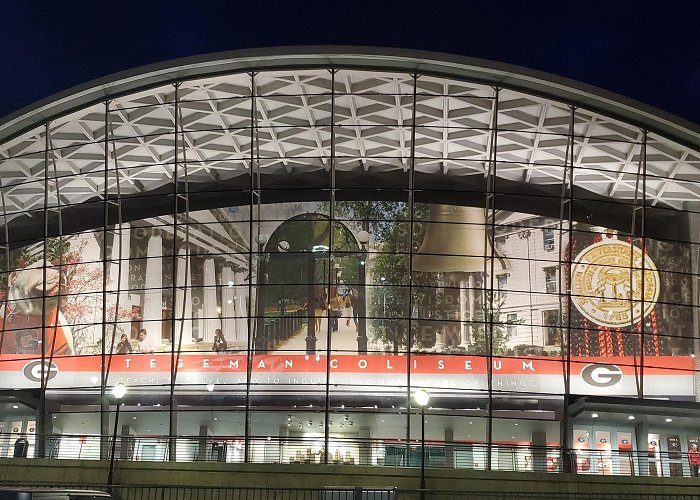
[202,258,220,343]
[198,425,211,462]
[109,223,131,295]
[143,231,163,346]
[174,247,193,346]
[359,427,371,466]
[459,276,470,348]
[221,267,236,341]
[635,421,649,476]
[532,430,547,472]
[445,428,454,468]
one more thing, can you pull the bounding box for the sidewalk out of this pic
[275,314,375,353]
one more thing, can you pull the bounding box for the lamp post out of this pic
[356,230,370,353]
[107,383,126,492]
[414,389,430,499]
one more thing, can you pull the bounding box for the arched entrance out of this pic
[254,213,365,354]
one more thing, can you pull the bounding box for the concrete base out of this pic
[1,458,699,497]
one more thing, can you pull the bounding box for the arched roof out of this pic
[0,47,698,243]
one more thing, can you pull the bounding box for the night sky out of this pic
[0,1,698,126]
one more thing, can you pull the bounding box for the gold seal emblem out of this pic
[571,239,660,327]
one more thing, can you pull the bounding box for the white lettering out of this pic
[125,358,131,368]
[257,360,266,369]
[149,359,156,368]
[330,359,339,369]
[438,360,445,370]
[358,359,368,369]
[522,361,534,372]
[464,360,472,370]
[493,360,502,371]
[203,359,210,368]
[284,359,293,368]
[386,359,394,370]
[229,359,239,369]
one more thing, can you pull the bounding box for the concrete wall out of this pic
[1,458,700,498]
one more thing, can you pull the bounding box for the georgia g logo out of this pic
[580,363,623,388]
[22,360,59,383]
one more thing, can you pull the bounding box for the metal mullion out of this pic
[41,122,67,460]
[485,87,500,470]
[103,102,126,400]
[38,121,50,458]
[639,130,648,397]
[171,84,193,431]
[0,129,11,357]
[100,102,110,459]
[405,72,418,458]
[323,68,337,464]
[168,82,181,460]
[558,105,576,464]
[629,131,646,398]
[244,72,257,463]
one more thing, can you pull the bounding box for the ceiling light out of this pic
[12,404,18,409]
[665,418,673,423]
[628,415,635,420]
[591,413,599,418]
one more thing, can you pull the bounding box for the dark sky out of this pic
[1,1,699,126]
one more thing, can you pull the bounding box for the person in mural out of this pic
[212,329,227,352]
[688,443,700,477]
[136,329,153,354]
[329,291,343,333]
[350,288,361,331]
[115,334,133,354]
[0,260,74,356]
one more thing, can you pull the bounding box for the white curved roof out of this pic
[0,47,698,227]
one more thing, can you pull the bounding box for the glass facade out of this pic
[0,61,699,476]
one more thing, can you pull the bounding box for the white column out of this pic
[235,271,248,344]
[459,275,471,348]
[459,273,476,349]
[202,258,220,342]
[221,267,236,341]
[143,231,163,347]
[174,247,193,346]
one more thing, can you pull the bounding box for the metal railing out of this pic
[0,484,698,500]
[2,432,700,479]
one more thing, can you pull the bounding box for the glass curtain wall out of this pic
[0,68,697,473]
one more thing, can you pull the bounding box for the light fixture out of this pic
[111,383,127,399]
[227,281,234,287]
[591,413,599,418]
[227,299,233,304]
[514,423,519,426]
[267,436,271,441]
[207,384,215,392]
[12,404,18,409]
[414,389,430,407]
[665,418,673,423]
[511,436,516,439]
[357,230,370,245]
[628,415,635,420]
[132,417,137,420]
[213,417,218,421]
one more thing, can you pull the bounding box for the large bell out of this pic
[412,204,493,273]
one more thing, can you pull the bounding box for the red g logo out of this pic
[581,363,623,388]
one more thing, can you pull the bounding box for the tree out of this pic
[470,292,522,356]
